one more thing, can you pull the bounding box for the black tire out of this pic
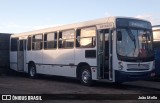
[28,63,37,78]
[79,65,93,86]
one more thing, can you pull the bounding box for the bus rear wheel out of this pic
[28,63,37,78]
[80,66,93,86]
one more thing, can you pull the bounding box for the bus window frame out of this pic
[27,36,32,51]
[76,26,97,49]
[11,37,18,51]
[44,32,58,50]
[32,34,43,50]
[58,29,75,49]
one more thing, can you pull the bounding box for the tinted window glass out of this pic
[11,38,18,51]
[19,40,23,51]
[27,36,32,50]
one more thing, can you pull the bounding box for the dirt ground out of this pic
[0,69,160,103]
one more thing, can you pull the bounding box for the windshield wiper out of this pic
[126,28,135,41]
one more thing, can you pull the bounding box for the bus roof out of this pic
[152,25,160,31]
[11,16,150,38]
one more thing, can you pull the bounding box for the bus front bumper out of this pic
[115,70,155,82]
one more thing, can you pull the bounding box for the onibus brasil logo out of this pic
[2,95,42,101]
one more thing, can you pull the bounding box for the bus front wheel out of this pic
[28,63,37,78]
[80,66,93,86]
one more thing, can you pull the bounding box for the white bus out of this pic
[10,17,155,85]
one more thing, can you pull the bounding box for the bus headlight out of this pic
[118,61,123,70]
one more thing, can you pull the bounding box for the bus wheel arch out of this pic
[76,62,93,86]
[28,61,37,78]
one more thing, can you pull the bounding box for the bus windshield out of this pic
[117,28,154,61]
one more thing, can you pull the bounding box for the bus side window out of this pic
[76,27,96,48]
[11,38,18,51]
[58,32,62,48]
[44,32,57,49]
[76,29,80,47]
[32,34,43,50]
[27,36,32,50]
[58,30,74,49]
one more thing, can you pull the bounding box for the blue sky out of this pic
[0,0,160,33]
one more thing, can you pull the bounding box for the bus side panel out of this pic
[55,49,76,77]
[10,52,18,71]
[39,50,57,75]
[75,48,97,80]
[31,50,43,72]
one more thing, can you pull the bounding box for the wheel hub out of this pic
[82,70,90,83]
[30,67,35,77]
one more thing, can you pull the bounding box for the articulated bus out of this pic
[152,25,160,76]
[10,17,155,85]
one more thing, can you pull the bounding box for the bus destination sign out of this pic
[129,22,145,28]
[96,23,113,30]
[129,21,151,29]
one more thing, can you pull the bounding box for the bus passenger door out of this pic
[97,29,113,80]
[17,39,26,71]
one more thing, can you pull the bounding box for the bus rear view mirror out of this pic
[143,31,151,41]
[117,31,122,41]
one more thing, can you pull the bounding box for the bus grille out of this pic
[127,64,150,71]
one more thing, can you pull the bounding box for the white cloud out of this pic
[135,14,160,26]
